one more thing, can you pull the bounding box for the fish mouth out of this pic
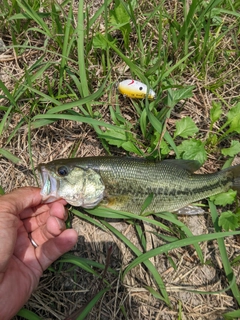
[38,166,60,203]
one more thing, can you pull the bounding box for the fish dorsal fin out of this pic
[162,159,201,173]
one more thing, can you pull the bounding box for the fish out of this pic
[117,79,156,100]
[37,157,240,215]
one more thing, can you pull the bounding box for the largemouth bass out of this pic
[38,157,240,214]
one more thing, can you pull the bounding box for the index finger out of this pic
[20,199,67,220]
[1,187,43,216]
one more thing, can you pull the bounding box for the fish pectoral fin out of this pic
[174,205,205,215]
[102,195,130,211]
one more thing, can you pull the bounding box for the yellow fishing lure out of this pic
[118,79,156,100]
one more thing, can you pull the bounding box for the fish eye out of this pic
[139,86,143,91]
[57,166,69,176]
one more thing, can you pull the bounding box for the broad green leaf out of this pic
[166,86,194,108]
[226,103,240,133]
[208,133,218,146]
[109,0,130,27]
[210,189,237,206]
[218,211,238,231]
[210,102,222,124]
[160,140,170,155]
[148,132,170,155]
[109,0,131,48]
[99,128,142,155]
[93,33,115,50]
[177,139,207,164]
[121,141,143,155]
[99,129,128,147]
[146,108,179,156]
[174,116,199,138]
[221,140,240,157]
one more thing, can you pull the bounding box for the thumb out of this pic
[36,229,78,270]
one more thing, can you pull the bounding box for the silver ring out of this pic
[29,234,38,248]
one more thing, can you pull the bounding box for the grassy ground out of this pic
[1,0,240,319]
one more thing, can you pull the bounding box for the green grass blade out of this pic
[76,287,110,320]
[0,148,21,164]
[145,106,179,157]
[209,200,240,305]
[17,309,42,320]
[56,256,99,276]
[60,253,117,275]
[223,309,240,320]
[46,75,109,114]
[135,223,147,251]
[158,50,195,83]
[179,273,237,295]
[32,113,125,131]
[84,206,171,233]
[0,186,5,195]
[25,60,54,84]
[155,212,204,263]
[0,80,18,107]
[216,8,240,18]
[77,0,91,115]
[101,34,145,81]
[58,3,73,96]
[123,230,240,278]
[0,105,13,136]
[101,220,170,305]
[16,0,51,37]
[14,82,60,106]
[89,0,112,27]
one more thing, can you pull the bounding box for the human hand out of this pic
[0,187,78,319]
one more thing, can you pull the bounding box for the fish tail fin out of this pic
[230,164,240,194]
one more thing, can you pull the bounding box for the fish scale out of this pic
[95,160,233,212]
[38,157,240,214]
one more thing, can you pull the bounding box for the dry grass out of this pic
[1,117,240,319]
[1,0,240,319]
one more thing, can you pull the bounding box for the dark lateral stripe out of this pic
[161,176,232,197]
[105,172,233,198]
